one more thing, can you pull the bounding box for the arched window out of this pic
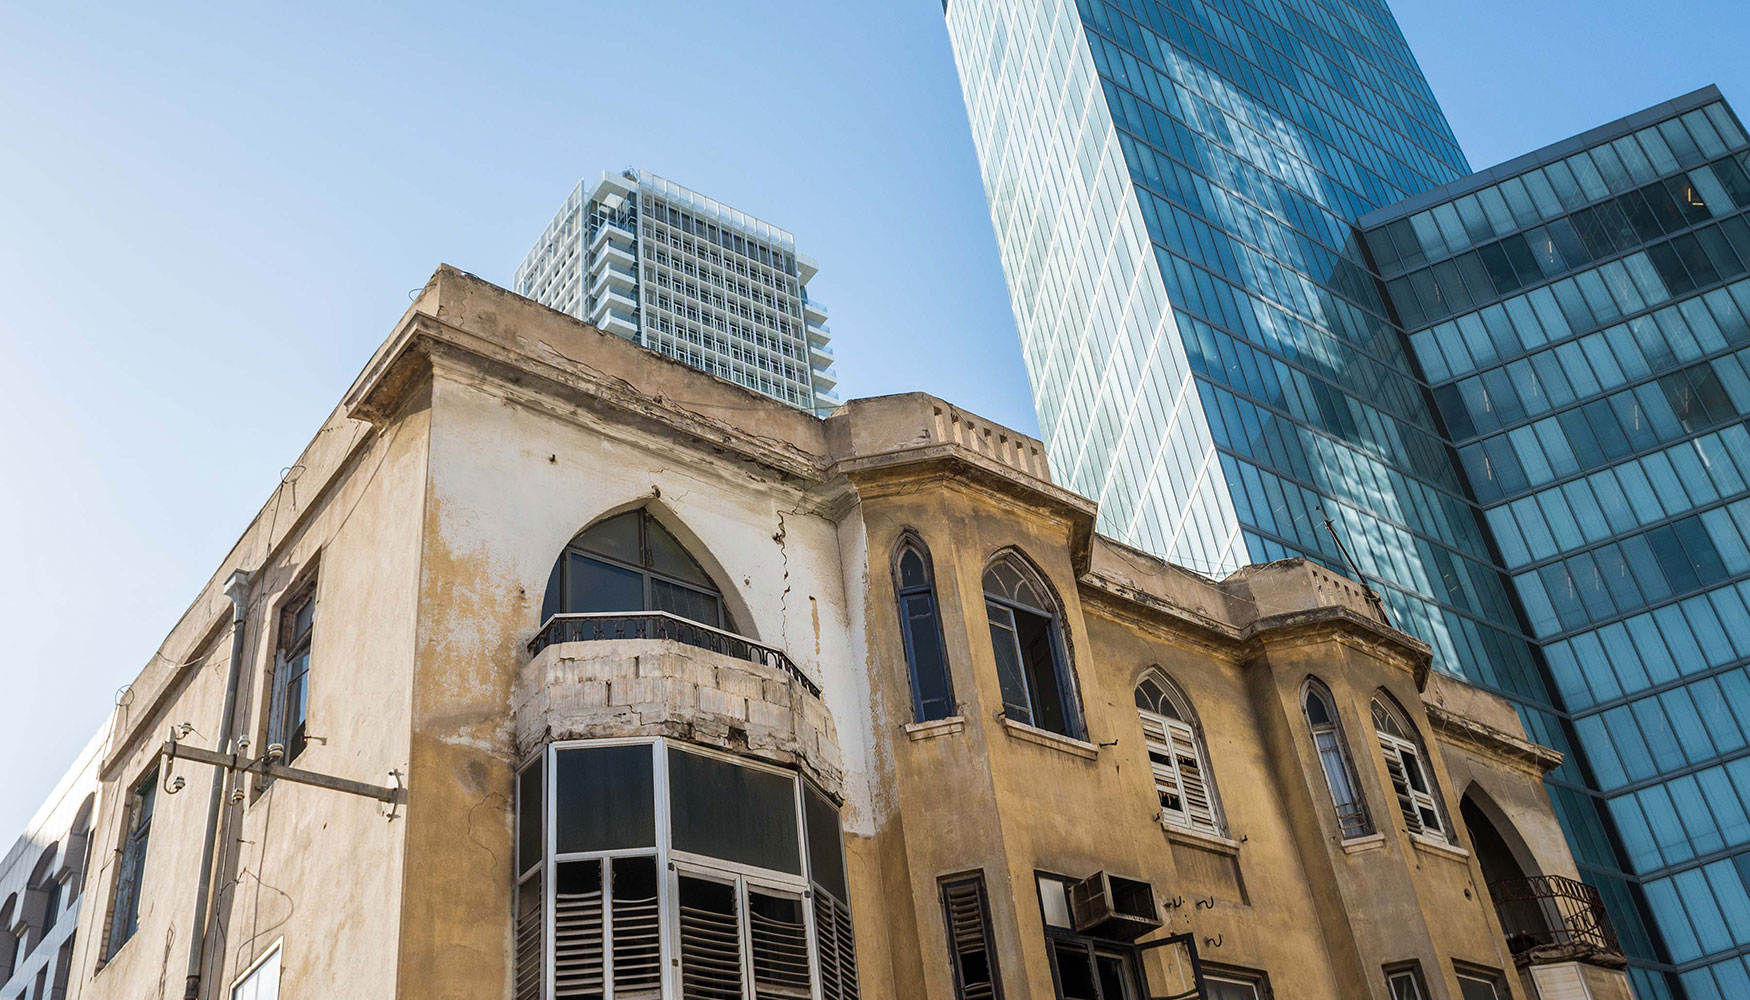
[894,536,955,722]
[982,553,1082,739]
[1135,671,1223,835]
[1301,680,1372,839]
[542,508,732,631]
[1371,694,1448,840]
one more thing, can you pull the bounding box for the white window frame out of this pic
[531,737,845,1000]
[229,939,282,1000]
[1375,730,1444,840]
[1139,710,1221,835]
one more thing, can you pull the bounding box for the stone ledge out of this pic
[1410,833,1470,863]
[1164,824,1241,857]
[904,717,965,742]
[1000,718,1099,760]
[1339,832,1388,855]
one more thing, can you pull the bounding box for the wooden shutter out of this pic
[1141,712,1220,835]
[813,891,859,1000]
[941,875,1002,1000]
[555,861,606,998]
[748,889,811,1000]
[678,875,743,1000]
[1378,734,1442,836]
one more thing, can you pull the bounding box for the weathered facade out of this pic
[14,267,1630,1000]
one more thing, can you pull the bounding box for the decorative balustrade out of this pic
[1489,874,1622,962]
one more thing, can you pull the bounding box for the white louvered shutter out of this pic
[678,875,743,1000]
[555,862,606,998]
[813,891,859,1000]
[749,890,812,1000]
[1378,734,1443,837]
[1141,711,1220,835]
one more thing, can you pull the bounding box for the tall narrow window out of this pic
[941,874,1003,1000]
[270,580,316,764]
[107,769,157,960]
[1371,696,1448,840]
[1134,671,1223,836]
[230,944,281,1000]
[542,509,731,631]
[983,554,1081,739]
[1302,680,1373,840]
[894,536,954,722]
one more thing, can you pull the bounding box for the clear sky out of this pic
[2,0,1746,835]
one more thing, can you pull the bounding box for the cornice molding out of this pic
[1425,703,1564,776]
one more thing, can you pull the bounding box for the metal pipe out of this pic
[183,569,252,1000]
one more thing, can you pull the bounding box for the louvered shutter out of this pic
[1140,713,1189,826]
[555,861,606,998]
[1165,718,1218,834]
[516,873,544,1000]
[813,891,859,1000]
[1378,735,1429,836]
[679,875,743,1000]
[941,876,1002,1000]
[610,858,661,998]
[749,890,811,1000]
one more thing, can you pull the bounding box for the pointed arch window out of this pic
[1135,672,1223,835]
[1371,695,1449,841]
[1302,680,1373,839]
[542,509,731,631]
[983,555,1082,739]
[894,537,955,722]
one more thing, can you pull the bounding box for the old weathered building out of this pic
[14,267,1631,1000]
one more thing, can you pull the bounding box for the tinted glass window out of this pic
[518,758,544,875]
[668,747,800,874]
[555,744,655,853]
[803,783,847,901]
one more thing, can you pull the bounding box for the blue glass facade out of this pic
[946,0,1747,995]
[1366,90,1750,998]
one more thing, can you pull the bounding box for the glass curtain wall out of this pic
[1366,92,1750,998]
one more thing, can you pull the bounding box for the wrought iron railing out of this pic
[1488,874,1621,960]
[529,612,819,697]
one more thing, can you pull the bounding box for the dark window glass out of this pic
[1386,277,1426,328]
[567,554,645,614]
[1718,216,1750,268]
[1388,219,1424,269]
[1697,226,1744,280]
[1409,269,1449,322]
[1692,364,1734,421]
[1501,234,1542,283]
[1672,517,1728,585]
[1570,206,1616,259]
[650,577,722,628]
[984,558,1080,739]
[1712,155,1750,207]
[1666,177,1713,227]
[1477,243,1522,295]
[1618,191,1666,242]
[1671,233,1721,288]
[1583,400,1631,459]
[1054,942,1098,1000]
[1647,243,1695,295]
[1646,524,1702,593]
[1641,181,1689,232]
[896,544,955,722]
[1596,200,1640,250]
[108,770,157,959]
[1364,229,1401,274]
[549,509,728,630]
[554,744,655,854]
[803,783,848,902]
[518,758,543,875]
[1432,260,1473,314]
[646,518,712,587]
[576,510,642,564]
[1547,218,1590,271]
[667,747,800,874]
[1455,253,1495,307]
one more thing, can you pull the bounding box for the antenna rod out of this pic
[1318,507,1392,629]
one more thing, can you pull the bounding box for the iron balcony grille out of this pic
[1488,874,1622,961]
[529,611,820,697]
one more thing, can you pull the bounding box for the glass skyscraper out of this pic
[1365,89,1750,998]
[945,0,1749,995]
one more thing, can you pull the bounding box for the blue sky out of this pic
[2,0,1746,834]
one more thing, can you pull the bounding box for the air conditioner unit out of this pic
[1069,871,1162,940]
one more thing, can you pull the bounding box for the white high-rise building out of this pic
[514,169,838,415]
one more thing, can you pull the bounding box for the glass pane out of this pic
[651,577,722,628]
[803,783,848,901]
[647,515,714,587]
[1016,607,1070,736]
[1054,942,1098,1000]
[575,511,641,564]
[1096,952,1139,1000]
[903,593,953,720]
[987,603,1033,725]
[898,548,927,589]
[566,554,645,615]
[612,857,662,993]
[518,758,544,875]
[554,744,655,853]
[1457,975,1504,1000]
[1206,977,1262,1000]
[668,747,801,874]
[1303,689,1332,727]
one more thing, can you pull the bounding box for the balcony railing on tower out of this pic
[1488,874,1624,966]
[528,611,819,697]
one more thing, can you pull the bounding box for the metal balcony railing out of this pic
[1489,874,1622,962]
[529,611,819,697]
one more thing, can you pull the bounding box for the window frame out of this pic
[982,553,1084,740]
[546,509,732,631]
[941,871,1004,1000]
[229,939,282,1000]
[519,736,853,1000]
[104,766,158,962]
[1134,671,1225,837]
[1384,961,1429,1000]
[1453,962,1509,1000]
[269,577,318,766]
[1301,679,1374,840]
[893,535,956,723]
[1370,696,1451,843]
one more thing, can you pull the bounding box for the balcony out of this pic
[589,220,636,255]
[1489,875,1625,967]
[528,612,816,695]
[803,297,828,322]
[515,612,841,795]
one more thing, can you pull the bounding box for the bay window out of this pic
[516,740,857,1000]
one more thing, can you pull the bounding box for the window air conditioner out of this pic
[1069,871,1162,940]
